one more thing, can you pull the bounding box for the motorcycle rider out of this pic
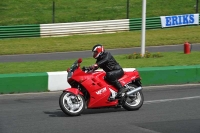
[89,44,125,99]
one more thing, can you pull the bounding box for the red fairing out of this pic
[66,59,141,109]
[63,88,84,96]
[119,70,140,86]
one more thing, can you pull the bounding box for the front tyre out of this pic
[122,84,144,111]
[59,92,85,116]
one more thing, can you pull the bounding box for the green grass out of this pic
[0,51,200,74]
[0,0,198,26]
[0,26,200,55]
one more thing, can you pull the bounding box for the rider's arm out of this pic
[96,52,110,67]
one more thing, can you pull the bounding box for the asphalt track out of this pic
[0,84,200,133]
[0,44,200,63]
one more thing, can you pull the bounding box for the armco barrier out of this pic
[1,14,199,39]
[0,24,40,39]
[40,19,129,37]
[129,17,161,30]
[0,66,199,94]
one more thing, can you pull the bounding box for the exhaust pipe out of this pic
[126,86,142,96]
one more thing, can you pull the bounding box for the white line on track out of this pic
[144,96,200,104]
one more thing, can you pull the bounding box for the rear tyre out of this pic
[59,92,85,116]
[122,84,144,111]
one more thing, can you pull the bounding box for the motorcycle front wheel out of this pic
[122,84,144,111]
[59,92,85,116]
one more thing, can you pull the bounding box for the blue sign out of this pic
[160,14,199,28]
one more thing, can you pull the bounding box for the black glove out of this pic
[89,64,98,70]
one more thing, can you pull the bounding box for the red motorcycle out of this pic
[59,58,144,116]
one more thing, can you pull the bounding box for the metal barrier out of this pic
[0,24,40,39]
[129,17,161,30]
[40,19,129,37]
[0,16,199,39]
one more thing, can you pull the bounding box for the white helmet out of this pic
[92,44,104,59]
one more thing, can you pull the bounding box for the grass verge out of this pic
[0,51,199,74]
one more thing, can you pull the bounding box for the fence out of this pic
[0,16,199,39]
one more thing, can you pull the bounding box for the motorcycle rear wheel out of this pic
[59,92,85,116]
[122,84,144,111]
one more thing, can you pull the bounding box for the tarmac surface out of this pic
[0,44,200,63]
[0,84,200,133]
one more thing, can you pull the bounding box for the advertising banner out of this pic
[160,14,199,28]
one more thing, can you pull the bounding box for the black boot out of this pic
[112,80,125,99]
